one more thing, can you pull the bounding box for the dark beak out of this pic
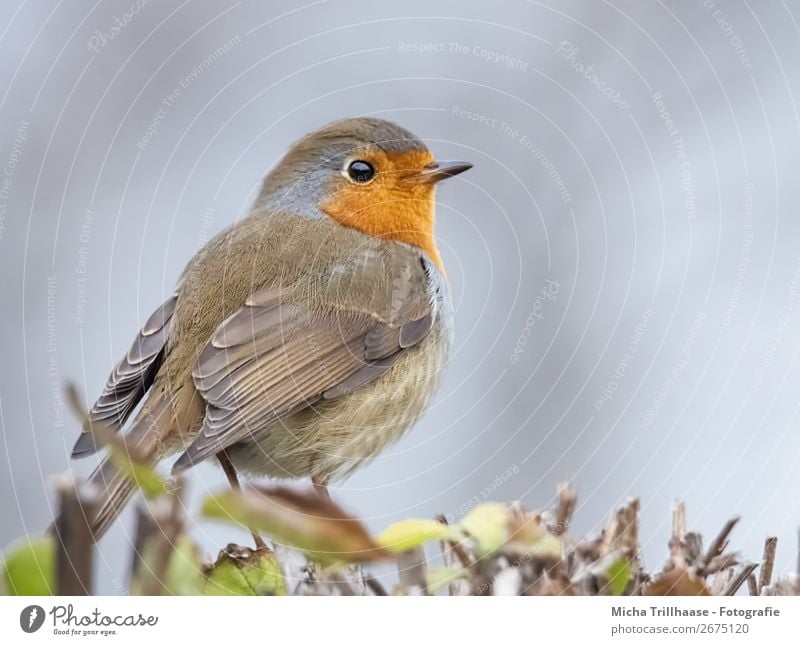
[413,160,473,184]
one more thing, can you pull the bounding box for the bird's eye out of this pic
[346,160,375,183]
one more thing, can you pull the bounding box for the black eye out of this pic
[347,160,375,183]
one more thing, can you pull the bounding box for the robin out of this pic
[69,117,472,541]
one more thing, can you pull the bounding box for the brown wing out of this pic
[171,284,433,474]
[71,293,178,458]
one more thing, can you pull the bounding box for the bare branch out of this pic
[54,477,98,596]
[553,483,577,536]
[697,516,739,575]
[722,563,758,596]
[759,536,778,591]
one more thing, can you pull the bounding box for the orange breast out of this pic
[320,153,444,272]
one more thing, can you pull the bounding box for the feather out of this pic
[71,294,177,458]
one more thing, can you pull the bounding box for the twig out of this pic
[758,536,778,592]
[436,514,472,569]
[703,552,740,575]
[710,568,734,595]
[602,499,640,559]
[697,516,739,575]
[553,483,577,536]
[326,569,358,596]
[53,477,97,595]
[437,516,471,596]
[670,501,687,567]
[138,479,185,595]
[722,563,758,596]
[397,547,428,595]
[130,499,159,587]
[672,501,686,539]
[747,573,759,596]
[684,532,704,564]
[364,575,387,596]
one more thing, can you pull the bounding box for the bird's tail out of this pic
[61,388,190,542]
[84,452,143,541]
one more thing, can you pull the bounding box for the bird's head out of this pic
[258,117,472,271]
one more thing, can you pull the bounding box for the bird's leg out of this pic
[311,473,331,501]
[216,449,268,551]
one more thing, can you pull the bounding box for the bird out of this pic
[68,117,472,542]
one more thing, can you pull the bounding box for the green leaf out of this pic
[2,537,55,596]
[606,558,632,596]
[202,486,390,565]
[377,519,455,553]
[526,533,562,559]
[426,567,466,595]
[107,446,168,500]
[460,504,509,555]
[64,384,168,499]
[202,546,285,596]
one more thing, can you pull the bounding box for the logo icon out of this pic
[20,605,45,633]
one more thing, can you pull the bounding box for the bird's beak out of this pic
[412,160,473,184]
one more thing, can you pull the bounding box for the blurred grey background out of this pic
[2,0,800,593]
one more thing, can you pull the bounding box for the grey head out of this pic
[253,118,431,214]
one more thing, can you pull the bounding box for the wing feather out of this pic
[71,293,178,458]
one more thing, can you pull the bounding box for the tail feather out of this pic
[71,431,100,458]
[85,455,141,541]
[59,388,193,542]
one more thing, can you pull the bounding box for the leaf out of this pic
[426,567,467,595]
[525,533,563,559]
[377,519,455,553]
[109,451,168,499]
[507,512,545,544]
[2,537,55,595]
[202,545,285,596]
[162,537,205,596]
[646,568,711,596]
[202,486,391,565]
[460,504,509,555]
[605,558,632,596]
[64,382,168,499]
[506,511,562,560]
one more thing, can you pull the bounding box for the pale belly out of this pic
[225,323,448,482]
